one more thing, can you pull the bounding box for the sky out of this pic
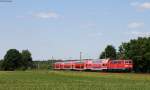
[0,0,150,60]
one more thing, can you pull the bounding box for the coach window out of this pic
[125,61,130,64]
[118,61,121,64]
[88,64,92,66]
[112,61,118,64]
[129,61,132,64]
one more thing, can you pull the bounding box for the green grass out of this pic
[0,70,150,90]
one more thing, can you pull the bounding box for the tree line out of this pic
[100,37,150,73]
[0,49,33,71]
[0,49,57,71]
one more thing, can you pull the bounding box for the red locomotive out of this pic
[54,59,133,72]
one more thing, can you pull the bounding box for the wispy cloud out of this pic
[16,11,61,20]
[129,31,150,37]
[32,11,61,19]
[138,2,150,10]
[128,22,144,29]
[130,2,150,11]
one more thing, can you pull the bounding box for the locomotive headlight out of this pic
[125,65,129,67]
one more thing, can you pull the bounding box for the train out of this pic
[53,59,133,72]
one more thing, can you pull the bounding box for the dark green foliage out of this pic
[117,45,126,59]
[0,60,3,70]
[1,49,22,71]
[99,51,105,59]
[1,49,33,71]
[100,45,117,59]
[118,37,150,72]
[21,50,33,70]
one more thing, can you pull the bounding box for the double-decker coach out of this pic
[90,59,109,71]
[63,61,74,70]
[74,60,93,70]
[54,62,64,70]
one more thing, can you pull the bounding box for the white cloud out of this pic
[139,2,150,10]
[130,31,150,37]
[131,2,150,11]
[33,11,60,19]
[17,11,61,19]
[128,22,144,29]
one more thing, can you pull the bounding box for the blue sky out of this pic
[0,0,150,60]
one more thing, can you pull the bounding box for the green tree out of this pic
[1,49,22,71]
[21,50,33,70]
[117,45,126,59]
[144,52,150,72]
[100,51,106,59]
[0,60,3,70]
[119,37,150,72]
[100,45,117,59]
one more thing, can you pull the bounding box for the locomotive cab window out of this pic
[111,61,118,64]
[102,64,107,66]
[125,61,132,64]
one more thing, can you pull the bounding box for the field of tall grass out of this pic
[0,70,149,90]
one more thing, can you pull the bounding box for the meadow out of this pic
[0,70,150,90]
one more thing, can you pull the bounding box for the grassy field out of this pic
[0,70,150,90]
